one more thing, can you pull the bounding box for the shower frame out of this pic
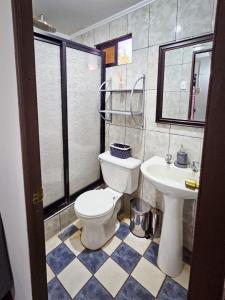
[34,32,106,218]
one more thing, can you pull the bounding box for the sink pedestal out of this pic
[157,195,184,277]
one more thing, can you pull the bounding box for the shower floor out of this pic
[46,214,189,299]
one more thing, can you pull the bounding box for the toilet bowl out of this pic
[74,151,141,250]
[75,188,122,250]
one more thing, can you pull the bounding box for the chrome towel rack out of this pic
[98,75,145,128]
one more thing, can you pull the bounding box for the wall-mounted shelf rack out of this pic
[99,89,143,93]
[99,110,142,116]
[98,75,145,128]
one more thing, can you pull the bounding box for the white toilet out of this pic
[74,151,141,250]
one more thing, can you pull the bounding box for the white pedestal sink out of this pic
[141,156,199,277]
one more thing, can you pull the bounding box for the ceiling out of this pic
[32,0,144,35]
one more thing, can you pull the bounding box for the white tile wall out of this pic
[128,6,150,50]
[149,0,177,46]
[109,16,128,40]
[74,0,215,250]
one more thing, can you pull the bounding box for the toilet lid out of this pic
[74,190,114,218]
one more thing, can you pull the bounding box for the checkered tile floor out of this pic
[46,215,190,299]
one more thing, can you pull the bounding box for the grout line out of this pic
[175,0,179,41]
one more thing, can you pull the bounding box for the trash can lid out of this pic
[131,198,151,213]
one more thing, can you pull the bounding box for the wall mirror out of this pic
[156,34,213,126]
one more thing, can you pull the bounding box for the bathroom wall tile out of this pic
[94,24,110,45]
[122,194,132,215]
[170,125,204,138]
[71,35,82,44]
[169,134,202,164]
[183,199,195,250]
[125,127,144,159]
[146,46,159,91]
[60,205,77,230]
[72,30,95,47]
[107,65,127,90]
[162,92,181,119]
[127,48,148,89]
[109,15,128,40]
[111,93,126,126]
[165,48,183,66]
[176,0,214,40]
[181,63,192,89]
[45,214,61,241]
[125,92,144,128]
[108,124,126,146]
[105,123,110,150]
[182,45,195,64]
[212,0,218,31]
[141,177,164,211]
[144,90,157,129]
[145,90,170,133]
[144,130,170,160]
[179,91,190,120]
[128,6,150,50]
[149,0,177,46]
[164,65,182,92]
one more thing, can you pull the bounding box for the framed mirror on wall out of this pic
[156,34,213,127]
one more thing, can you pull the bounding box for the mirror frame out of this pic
[156,34,214,127]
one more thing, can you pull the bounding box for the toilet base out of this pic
[81,219,120,250]
[80,199,121,250]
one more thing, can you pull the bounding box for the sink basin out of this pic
[141,156,199,277]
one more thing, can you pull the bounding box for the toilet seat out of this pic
[74,190,115,219]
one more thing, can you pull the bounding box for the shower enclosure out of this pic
[34,33,105,216]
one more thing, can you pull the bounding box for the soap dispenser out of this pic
[174,144,188,168]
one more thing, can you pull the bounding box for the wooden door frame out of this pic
[11,0,225,299]
[188,0,225,298]
[11,0,48,299]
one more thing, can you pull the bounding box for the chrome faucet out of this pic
[191,161,199,172]
[165,154,172,164]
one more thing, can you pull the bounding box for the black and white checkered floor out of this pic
[46,215,190,299]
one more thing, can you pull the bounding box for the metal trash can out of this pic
[130,198,163,239]
[150,207,162,239]
[130,199,151,238]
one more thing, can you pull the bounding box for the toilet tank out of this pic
[98,151,141,194]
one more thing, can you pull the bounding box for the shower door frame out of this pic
[34,33,106,218]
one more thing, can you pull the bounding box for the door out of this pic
[11,0,225,299]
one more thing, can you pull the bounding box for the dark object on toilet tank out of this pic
[110,143,131,159]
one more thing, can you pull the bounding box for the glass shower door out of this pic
[66,47,102,195]
[34,40,65,208]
